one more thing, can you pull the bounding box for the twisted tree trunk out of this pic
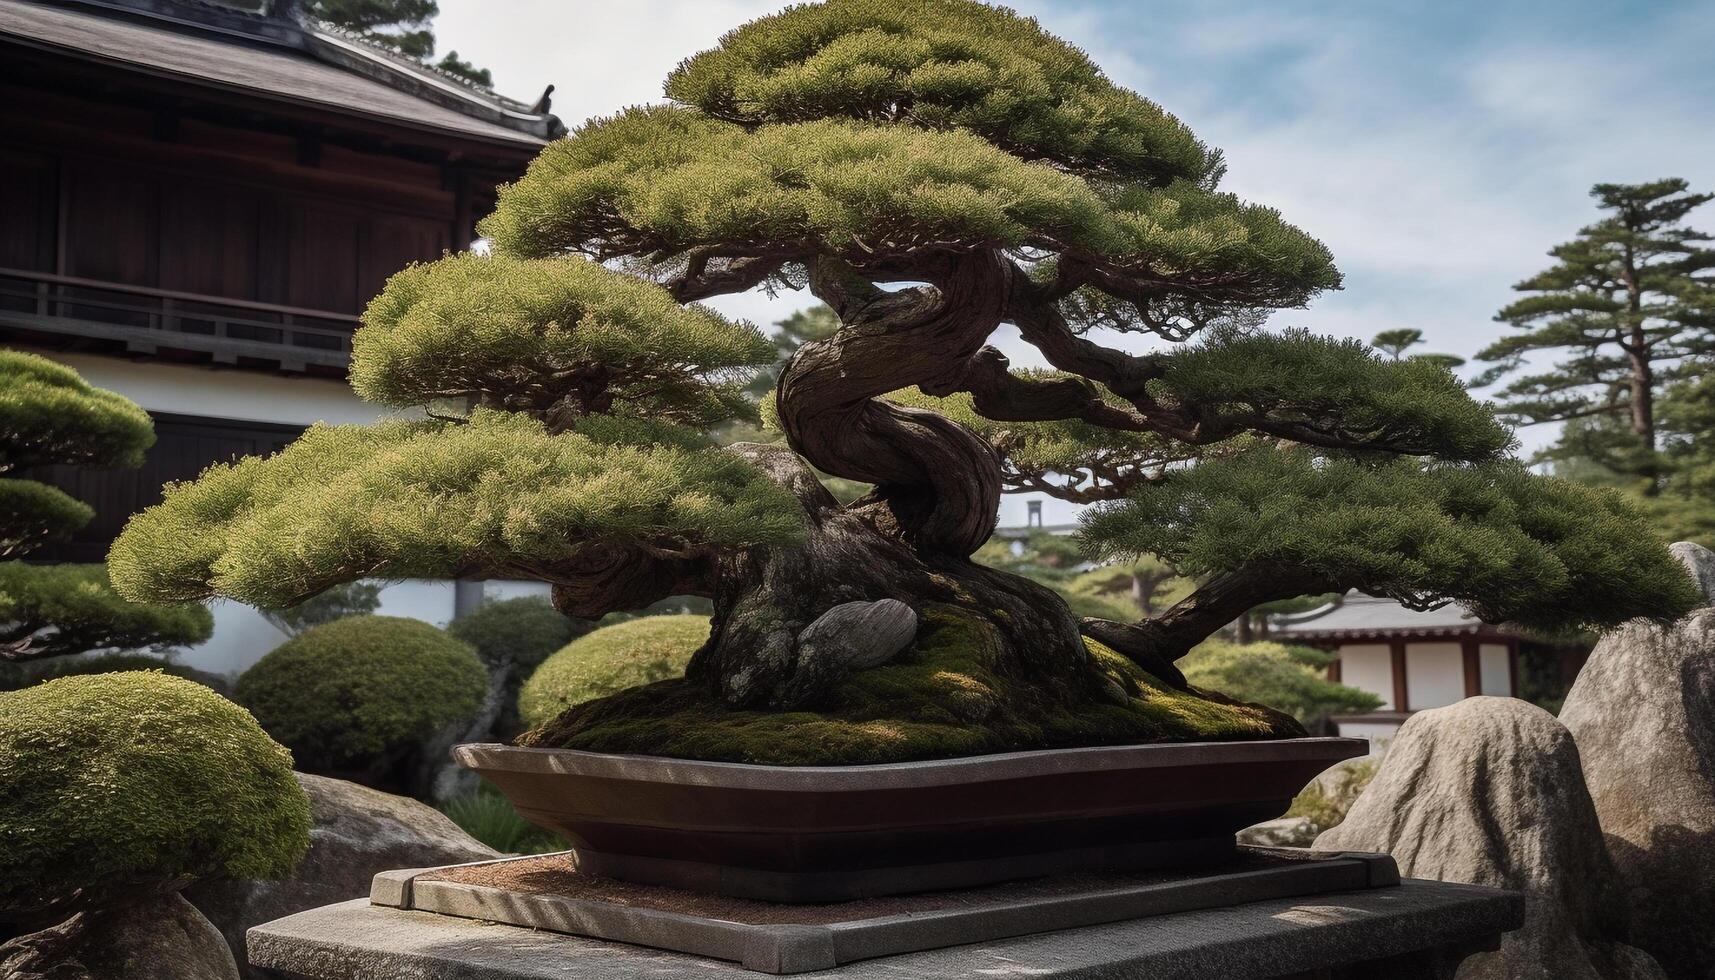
[553,252,1122,710]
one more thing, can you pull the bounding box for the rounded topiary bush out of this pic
[236,615,486,780]
[448,595,585,672]
[518,615,708,730]
[0,672,310,912]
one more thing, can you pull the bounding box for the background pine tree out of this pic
[1477,179,1715,484]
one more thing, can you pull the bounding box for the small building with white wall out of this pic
[1273,593,1587,746]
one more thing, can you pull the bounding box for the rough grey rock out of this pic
[1237,816,1318,848]
[1316,697,1664,980]
[780,599,918,706]
[0,893,239,980]
[187,772,497,978]
[1668,540,1715,605]
[1560,542,1715,980]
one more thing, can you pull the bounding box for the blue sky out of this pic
[436,0,1715,523]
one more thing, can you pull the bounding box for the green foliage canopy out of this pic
[0,672,309,911]
[235,616,486,775]
[0,563,212,662]
[354,254,775,429]
[108,1,1696,690]
[1,350,154,559]
[665,0,1219,184]
[111,410,802,609]
[1082,444,1701,634]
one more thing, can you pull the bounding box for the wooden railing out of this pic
[0,267,360,370]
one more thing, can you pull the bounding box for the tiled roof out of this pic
[0,0,562,147]
[1273,592,1501,639]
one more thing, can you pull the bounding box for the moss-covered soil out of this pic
[520,604,1305,765]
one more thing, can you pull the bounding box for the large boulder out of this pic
[187,773,497,977]
[1559,542,1715,980]
[1316,697,1663,980]
[0,893,239,980]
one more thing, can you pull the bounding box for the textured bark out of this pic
[776,253,1011,557]
[682,444,1097,709]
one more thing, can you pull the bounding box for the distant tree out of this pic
[309,0,493,88]
[1655,364,1715,546]
[748,305,841,398]
[1371,328,1464,370]
[261,581,383,636]
[1477,179,1715,484]
[0,350,211,662]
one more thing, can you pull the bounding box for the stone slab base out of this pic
[367,846,1400,973]
[250,877,1523,980]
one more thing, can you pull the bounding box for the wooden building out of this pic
[0,0,561,672]
[1274,593,1588,744]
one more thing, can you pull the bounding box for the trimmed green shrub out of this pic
[1180,638,1382,726]
[518,615,708,730]
[0,652,230,695]
[236,616,486,780]
[0,672,309,911]
[449,596,584,672]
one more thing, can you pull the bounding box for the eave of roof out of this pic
[0,0,562,150]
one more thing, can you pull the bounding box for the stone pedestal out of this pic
[248,878,1521,980]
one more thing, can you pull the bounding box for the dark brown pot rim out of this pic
[454,736,1367,792]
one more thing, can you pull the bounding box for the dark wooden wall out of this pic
[1,146,450,315]
[23,413,306,564]
[0,79,512,316]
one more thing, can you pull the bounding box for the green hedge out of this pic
[236,616,486,777]
[448,596,584,671]
[518,615,708,730]
[0,672,309,908]
[1179,638,1382,725]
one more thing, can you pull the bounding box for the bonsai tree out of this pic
[112,0,1697,763]
[235,615,486,792]
[0,672,308,965]
[1,349,212,662]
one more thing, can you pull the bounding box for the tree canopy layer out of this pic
[110,409,802,610]
[1,350,211,662]
[1,350,153,557]
[113,0,1696,730]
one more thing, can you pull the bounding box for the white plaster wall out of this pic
[480,580,553,603]
[1479,643,1512,696]
[1405,642,1464,710]
[1338,644,1394,710]
[24,347,390,427]
[1331,721,1399,754]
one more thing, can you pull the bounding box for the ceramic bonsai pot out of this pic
[454,737,1366,903]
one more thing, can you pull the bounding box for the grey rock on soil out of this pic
[187,772,497,978]
[0,893,239,980]
[1316,697,1664,980]
[1559,541,1715,980]
[780,598,918,705]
